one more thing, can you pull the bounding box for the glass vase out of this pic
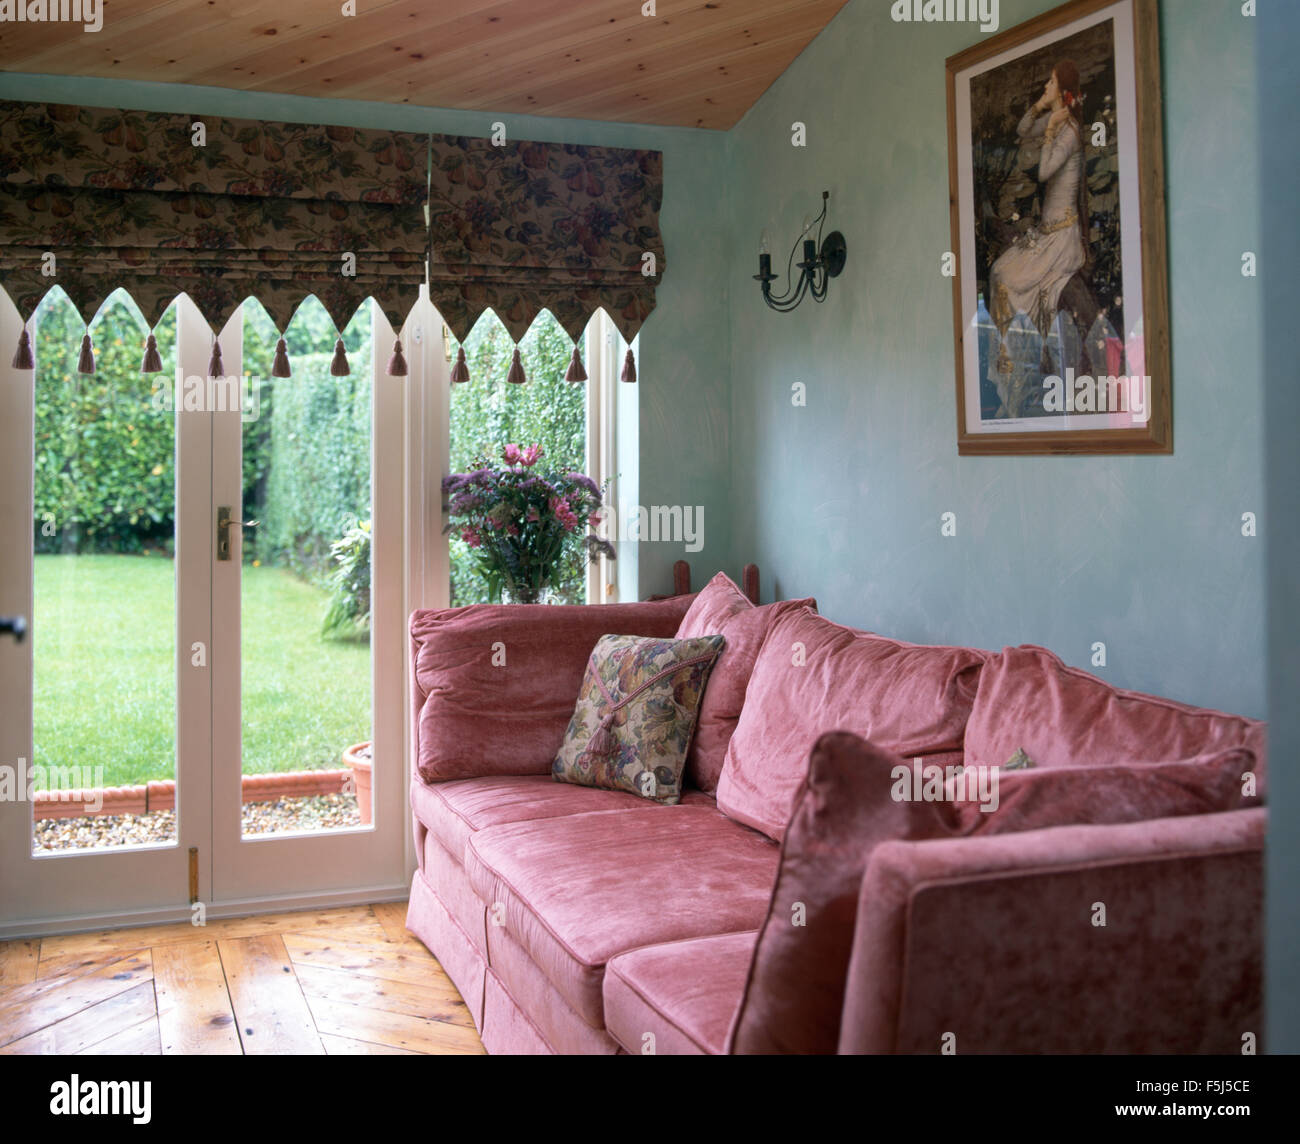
[501,583,555,605]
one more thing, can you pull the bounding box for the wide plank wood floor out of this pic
[0,902,482,1055]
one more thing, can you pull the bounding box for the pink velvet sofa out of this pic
[405,586,1267,1054]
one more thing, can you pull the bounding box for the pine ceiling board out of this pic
[297,5,825,122]
[0,0,407,76]
[474,14,832,122]
[196,1,626,101]
[0,0,852,130]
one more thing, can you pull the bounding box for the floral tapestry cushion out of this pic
[553,633,726,804]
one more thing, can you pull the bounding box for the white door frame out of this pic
[0,290,213,937]
[0,291,441,937]
[208,299,412,906]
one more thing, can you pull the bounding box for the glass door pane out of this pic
[31,289,178,854]
[238,300,372,838]
[447,310,589,605]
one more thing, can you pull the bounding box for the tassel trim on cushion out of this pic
[564,345,587,383]
[78,333,96,375]
[575,649,719,772]
[140,333,162,374]
[450,345,470,384]
[271,337,292,378]
[386,340,408,377]
[207,338,223,379]
[330,337,350,377]
[506,346,527,385]
[620,346,637,383]
[12,328,34,370]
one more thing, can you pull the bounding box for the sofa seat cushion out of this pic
[464,806,779,1028]
[604,931,757,1055]
[412,775,716,863]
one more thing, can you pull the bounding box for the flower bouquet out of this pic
[443,444,615,603]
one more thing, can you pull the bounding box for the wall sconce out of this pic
[754,191,847,313]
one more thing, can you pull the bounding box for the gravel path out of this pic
[34,794,362,852]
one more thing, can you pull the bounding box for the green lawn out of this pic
[34,554,370,787]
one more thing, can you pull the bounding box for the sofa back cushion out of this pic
[410,597,695,783]
[716,607,986,841]
[729,732,960,1054]
[674,572,817,793]
[964,646,1268,791]
[950,747,1262,836]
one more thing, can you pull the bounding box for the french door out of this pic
[0,290,440,936]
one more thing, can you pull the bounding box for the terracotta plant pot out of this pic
[343,741,373,824]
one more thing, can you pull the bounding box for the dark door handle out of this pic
[0,615,26,643]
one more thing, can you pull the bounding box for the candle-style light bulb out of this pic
[756,229,773,282]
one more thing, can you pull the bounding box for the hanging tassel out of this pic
[620,346,637,383]
[581,712,620,767]
[450,345,470,384]
[506,346,527,385]
[271,337,292,378]
[564,344,587,383]
[330,337,350,377]
[207,338,223,379]
[140,333,162,374]
[386,340,408,377]
[12,327,34,370]
[77,332,96,375]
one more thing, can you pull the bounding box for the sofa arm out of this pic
[409,596,696,784]
[838,807,1265,1054]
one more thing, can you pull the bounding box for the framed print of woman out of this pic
[986,59,1089,419]
[946,0,1171,455]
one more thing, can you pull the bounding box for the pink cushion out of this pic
[463,805,778,1028]
[716,607,986,840]
[674,572,817,793]
[951,747,1262,836]
[964,646,1268,789]
[410,597,694,783]
[728,732,960,1054]
[411,774,715,863]
[604,931,757,1055]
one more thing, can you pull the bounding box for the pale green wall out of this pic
[724,0,1266,716]
[0,73,733,600]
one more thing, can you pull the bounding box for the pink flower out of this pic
[506,524,519,536]
[502,444,522,466]
[526,506,541,523]
[461,528,482,548]
[521,444,544,467]
[588,513,602,528]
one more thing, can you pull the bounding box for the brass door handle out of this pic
[217,506,259,562]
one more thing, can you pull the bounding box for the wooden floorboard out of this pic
[219,935,325,1055]
[154,941,241,1055]
[0,940,40,987]
[0,900,483,1055]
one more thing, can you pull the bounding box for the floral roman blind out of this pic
[0,100,427,376]
[427,134,664,383]
[0,99,666,384]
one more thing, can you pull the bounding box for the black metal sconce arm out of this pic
[754,191,847,313]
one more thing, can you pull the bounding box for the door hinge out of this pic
[188,846,199,904]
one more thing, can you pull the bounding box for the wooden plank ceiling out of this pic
[0,0,851,130]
